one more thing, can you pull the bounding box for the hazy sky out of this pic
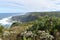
[0,0,60,13]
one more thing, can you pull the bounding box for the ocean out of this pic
[0,13,22,19]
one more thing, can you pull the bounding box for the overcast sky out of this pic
[0,0,60,13]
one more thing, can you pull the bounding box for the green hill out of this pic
[11,12,60,23]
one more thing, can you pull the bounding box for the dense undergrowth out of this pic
[0,16,60,40]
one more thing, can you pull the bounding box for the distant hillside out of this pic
[3,12,60,40]
[11,12,60,23]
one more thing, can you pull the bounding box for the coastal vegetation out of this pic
[0,12,60,40]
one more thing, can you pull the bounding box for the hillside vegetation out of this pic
[0,12,60,40]
[11,12,60,22]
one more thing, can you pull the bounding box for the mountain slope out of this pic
[1,12,60,26]
[11,12,60,23]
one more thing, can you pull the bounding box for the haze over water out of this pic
[0,13,23,19]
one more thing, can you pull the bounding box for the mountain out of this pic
[1,12,60,40]
[11,14,38,22]
[1,12,60,27]
[11,12,60,23]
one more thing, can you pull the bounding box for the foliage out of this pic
[1,15,60,40]
[11,22,21,27]
[28,16,60,34]
[0,25,4,33]
[19,30,54,40]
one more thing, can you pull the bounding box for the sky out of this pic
[0,0,60,13]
